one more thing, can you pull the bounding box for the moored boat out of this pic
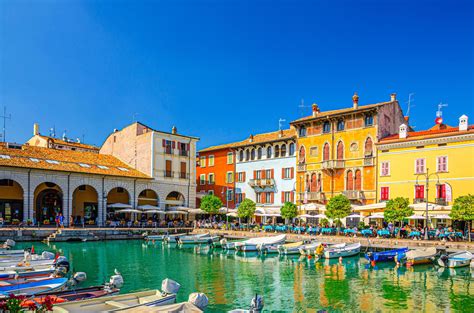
[277,241,305,255]
[437,251,473,268]
[323,243,361,259]
[365,248,409,263]
[401,247,437,266]
[235,235,286,252]
[178,234,220,245]
[299,242,324,256]
[0,277,69,296]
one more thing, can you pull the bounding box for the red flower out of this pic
[28,302,38,310]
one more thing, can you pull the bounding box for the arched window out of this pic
[323,121,331,133]
[346,170,354,190]
[239,150,243,162]
[289,143,295,155]
[305,174,310,192]
[257,147,262,159]
[266,146,272,158]
[281,144,287,157]
[275,145,280,158]
[364,137,373,157]
[251,149,255,160]
[299,146,306,163]
[317,173,322,192]
[299,126,307,137]
[245,149,250,161]
[355,170,362,190]
[323,143,330,161]
[337,141,344,160]
[310,173,317,192]
[337,120,345,131]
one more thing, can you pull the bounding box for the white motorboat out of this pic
[53,279,182,313]
[0,277,69,296]
[147,233,186,242]
[438,251,473,268]
[323,242,361,259]
[178,234,220,245]
[235,235,286,252]
[300,242,344,256]
[402,247,437,266]
[277,241,305,255]
[219,238,245,250]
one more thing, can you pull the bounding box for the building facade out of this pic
[291,93,405,209]
[376,115,474,208]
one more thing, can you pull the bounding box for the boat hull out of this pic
[324,243,361,259]
[437,251,473,268]
[365,248,408,263]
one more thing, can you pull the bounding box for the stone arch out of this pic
[274,145,280,158]
[266,146,272,159]
[34,182,64,226]
[289,142,295,156]
[250,148,256,161]
[336,141,344,160]
[346,170,354,190]
[280,144,287,157]
[364,137,374,157]
[72,184,99,225]
[0,178,25,223]
[298,145,306,163]
[137,189,159,207]
[310,173,317,192]
[323,142,330,161]
[355,169,362,190]
[165,191,186,210]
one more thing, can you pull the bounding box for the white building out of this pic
[234,129,297,215]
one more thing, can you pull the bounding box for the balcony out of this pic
[414,197,425,204]
[363,157,374,166]
[248,179,276,188]
[164,170,174,178]
[342,190,364,200]
[179,150,189,157]
[299,192,326,202]
[164,147,173,155]
[297,164,306,172]
[322,160,345,170]
[179,172,190,179]
[435,198,447,205]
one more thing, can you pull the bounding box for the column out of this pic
[97,195,104,227]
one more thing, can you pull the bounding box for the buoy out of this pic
[339,257,343,263]
[371,260,376,267]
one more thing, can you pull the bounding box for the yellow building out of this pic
[290,93,405,209]
[376,115,474,217]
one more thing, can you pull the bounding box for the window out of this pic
[208,173,215,184]
[255,170,262,179]
[337,120,345,131]
[236,193,244,204]
[164,140,173,154]
[79,163,90,168]
[29,158,40,163]
[280,144,287,157]
[415,185,425,199]
[226,189,233,201]
[380,162,390,176]
[283,191,293,203]
[178,142,188,156]
[226,172,233,183]
[415,158,426,174]
[239,151,243,162]
[323,121,331,133]
[323,143,330,161]
[98,165,109,169]
[257,148,262,159]
[346,171,354,190]
[336,141,344,160]
[200,156,206,167]
[208,155,215,166]
[46,160,59,164]
[266,146,272,158]
[282,168,293,179]
[309,146,318,157]
[380,187,389,201]
[208,190,214,195]
[236,172,245,182]
[180,162,187,179]
[437,156,448,172]
[354,170,362,190]
[118,167,129,171]
[245,149,250,161]
[265,192,273,204]
[256,192,262,204]
[274,145,280,158]
[0,154,11,159]
[165,160,172,177]
[227,152,233,164]
[364,137,373,157]
[365,115,373,126]
[251,149,255,160]
[299,146,306,163]
[437,184,446,199]
[299,126,307,137]
[200,174,206,185]
[289,143,295,156]
[265,169,272,179]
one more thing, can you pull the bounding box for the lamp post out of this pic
[415,168,440,240]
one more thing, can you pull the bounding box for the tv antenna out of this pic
[406,93,415,117]
[436,102,448,118]
[278,118,286,130]
[0,106,11,142]
[132,113,139,122]
[298,99,310,117]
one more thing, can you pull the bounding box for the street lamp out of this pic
[415,168,440,240]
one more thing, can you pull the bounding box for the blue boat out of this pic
[365,248,409,263]
[0,277,68,296]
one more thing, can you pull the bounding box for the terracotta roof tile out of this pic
[0,143,150,179]
[37,135,100,151]
[199,129,296,152]
[378,125,474,143]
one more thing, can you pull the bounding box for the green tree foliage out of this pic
[280,202,298,220]
[384,197,412,225]
[325,195,351,220]
[237,198,256,221]
[200,194,223,215]
[450,194,474,241]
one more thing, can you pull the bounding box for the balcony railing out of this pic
[342,190,364,200]
[179,172,190,179]
[164,170,174,178]
[322,160,345,170]
[435,198,447,205]
[248,179,276,188]
[364,157,374,166]
[299,192,325,202]
[164,147,173,155]
[414,197,425,203]
[179,150,189,157]
[297,164,306,172]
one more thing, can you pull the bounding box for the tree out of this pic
[237,198,256,222]
[280,202,298,222]
[200,194,223,215]
[450,194,474,242]
[384,197,412,233]
[326,195,351,220]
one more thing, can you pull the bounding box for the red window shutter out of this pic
[441,184,446,198]
[261,170,266,179]
[270,193,274,204]
[281,168,285,179]
[235,172,238,182]
[186,143,190,151]
[291,191,295,202]
[162,139,166,147]
[291,167,294,179]
[260,193,265,204]
[281,192,285,203]
[254,170,257,179]
[242,193,246,200]
[271,169,274,179]
[172,141,176,149]
[243,172,246,181]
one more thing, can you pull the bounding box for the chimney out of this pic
[312,103,320,117]
[279,129,284,138]
[76,138,81,143]
[249,134,254,143]
[33,123,40,136]
[171,126,177,134]
[404,116,409,125]
[459,114,468,131]
[390,93,397,102]
[399,124,407,139]
[352,92,359,109]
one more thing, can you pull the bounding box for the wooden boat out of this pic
[0,277,68,296]
[277,241,305,255]
[323,243,361,259]
[235,235,286,252]
[0,265,57,280]
[178,234,220,245]
[146,233,186,242]
[365,248,409,263]
[52,289,177,312]
[437,251,473,268]
[402,247,437,266]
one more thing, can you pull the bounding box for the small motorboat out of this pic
[365,248,409,263]
[235,235,286,252]
[229,294,264,313]
[437,251,473,268]
[147,233,187,242]
[323,242,361,259]
[277,241,305,255]
[0,265,58,281]
[299,242,323,256]
[52,278,181,312]
[402,247,437,266]
[0,277,69,296]
[178,234,220,245]
[218,238,245,249]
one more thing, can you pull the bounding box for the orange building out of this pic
[196,145,236,208]
[291,93,405,207]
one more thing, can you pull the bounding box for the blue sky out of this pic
[1,0,472,149]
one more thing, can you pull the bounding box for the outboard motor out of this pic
[55,260,70,273]
[250,294,264,312]
[41,251,56,260]
[109,269,124,289]
[5,239,16,248]
[188,292,208,310]
[53,266,68,277]
[161,278,181,295]
[220,238,227,248]
[68,272,87,286]
[438,254,449,267]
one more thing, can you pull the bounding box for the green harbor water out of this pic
[16,240,473,312]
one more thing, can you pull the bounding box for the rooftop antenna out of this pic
[50,126,56,138]
[298,99,308,117]
[62,130,67,141]
[132,113,139,122]
[406,93,415,117]
[278,118,286,130]
[0,106,11,142]
[435,102,448,124]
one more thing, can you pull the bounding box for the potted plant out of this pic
[11,219,20,225]
[27,219,32,226]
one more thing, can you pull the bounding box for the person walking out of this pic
[59,213,64,228]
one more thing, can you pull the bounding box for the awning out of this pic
[299,203,325,211]
[168,206,193,211]
[366,213,384,219]
[430,214,451,219]
[159,211,188,215]
[353,202,386,211]
[407,214,426,220]
[187,208,206,214]
[297,214,314,218]
[144,209,163,214]
[137,204,161,211]
[312,214,327,219]
[226,212,239,217]
[107,203,133,209]
[165,200,185,205]
[116,209,142,213]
